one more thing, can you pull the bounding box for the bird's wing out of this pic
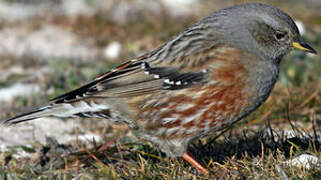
[50,56,208,104]
[2,45,240,125]
[2,55,207,125]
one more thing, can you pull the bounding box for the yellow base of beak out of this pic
[292,42,317,54]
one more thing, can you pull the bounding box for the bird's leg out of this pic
[181,152,209,175]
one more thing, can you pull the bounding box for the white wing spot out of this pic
[141,62,147,69]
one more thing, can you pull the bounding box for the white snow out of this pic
[0,25,99,61]
[0,83,39,102]
[287,154,320,170]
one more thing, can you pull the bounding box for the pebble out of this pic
[104,41,122,60]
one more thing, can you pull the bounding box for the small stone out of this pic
[104,41,122,60]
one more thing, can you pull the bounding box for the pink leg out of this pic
[182,152,209,175]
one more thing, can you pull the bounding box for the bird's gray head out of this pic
[202,3,317,63]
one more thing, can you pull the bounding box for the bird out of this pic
[2,3,317,175]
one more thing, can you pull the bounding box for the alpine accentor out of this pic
[2,3,317,174]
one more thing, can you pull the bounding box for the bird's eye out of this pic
[275,32,286,41]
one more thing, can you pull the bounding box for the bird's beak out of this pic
[292,40,317,54]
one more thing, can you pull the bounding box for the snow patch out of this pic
[0,83,39,102]
[287,154,320,170]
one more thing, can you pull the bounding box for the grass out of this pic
[1,2,321,179]
[1,124,320,179]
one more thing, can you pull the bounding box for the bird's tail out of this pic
[2,105,54,125]
[2,100,111,126]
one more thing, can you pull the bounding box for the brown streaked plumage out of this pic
[2,3,317,175]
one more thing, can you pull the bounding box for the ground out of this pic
[0,0,320,179]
